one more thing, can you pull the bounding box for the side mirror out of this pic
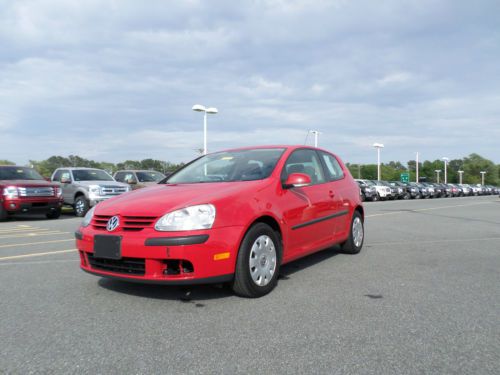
[284,173,311,189]
[60,177,71,184]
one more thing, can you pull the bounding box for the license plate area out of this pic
[93,235,122,260]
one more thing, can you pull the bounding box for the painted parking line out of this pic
[366,201,492,218]
[0,231,70,239]
[0,249,76,261]
[0,226,48,233]
[369,237,500,246]
[0,259,79,267]
[0,239,74,249]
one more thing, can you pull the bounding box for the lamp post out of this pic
[192,104,218,155]
[442,157,449,184]
[373,143,384,181]
[435,170,441,183]
[458,170,464,184]
[480,171,486,185]
[416,152,419,182]
[309,130,321,147]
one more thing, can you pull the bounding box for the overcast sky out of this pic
[1,0,499,166]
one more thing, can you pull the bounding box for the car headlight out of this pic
[88,185,101,196]
[82,206,95,227]
[3,186,18,199]
[155,204,216,231]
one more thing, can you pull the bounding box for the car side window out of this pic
[52,170,62,181]
[124,173,136,183]
[58,170,71,181]
[282,149,325,185]
[320,152,345,181]
[114,172,125,182]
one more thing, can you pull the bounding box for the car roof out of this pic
[115,170,163,173]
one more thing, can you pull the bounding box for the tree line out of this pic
[346,153,499,185]
[1,153,499,185]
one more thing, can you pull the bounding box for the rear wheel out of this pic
[341,211,364,254]
[74,196,89,217]
[232,223,281,298]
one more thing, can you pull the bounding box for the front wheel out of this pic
[340,211,364,254]
[46,208,61,219]
[74,196,90,217]
[0,205,7,221]
[232,223,281,298]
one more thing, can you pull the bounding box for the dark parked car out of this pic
[355,179,377,201]
[389,181,411,199]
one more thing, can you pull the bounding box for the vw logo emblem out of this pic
[106,216,120,232]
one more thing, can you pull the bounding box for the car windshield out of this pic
[73,169,114,181]
[0,166,44,180]
[136,171,165,182]
[166,148,285,184]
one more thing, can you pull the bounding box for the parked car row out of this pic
[355,179,500,201]
[0,165,165,221]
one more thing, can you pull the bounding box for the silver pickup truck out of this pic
[51,167,131,217]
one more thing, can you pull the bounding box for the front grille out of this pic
[92,215,157,231]
[87,254,145,275]
[100,185,128,196]
[18,187,54,197]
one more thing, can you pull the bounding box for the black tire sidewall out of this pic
[341,211,364,254]
[233,223,282,298]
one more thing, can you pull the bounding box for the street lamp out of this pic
[192,104,218,155]
[416,152,419,182]
[308,130,321,147]
[373,143,384,181]
[480,171,486,185]
[458,170,464,184]
[442,157,449,184]
[435,170,441,183]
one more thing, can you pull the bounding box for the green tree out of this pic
[0,159,16,165]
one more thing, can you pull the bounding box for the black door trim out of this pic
[291,210,349,230]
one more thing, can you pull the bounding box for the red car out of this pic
[76,146,364,297]
[1,165,63,221]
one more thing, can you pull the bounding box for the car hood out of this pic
[0,179,57,187]
[95,181,266,217]
[74,181,129,188]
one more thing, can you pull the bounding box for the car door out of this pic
[53,169,73,204]
[318,151,350,239]
[279,149,337,260]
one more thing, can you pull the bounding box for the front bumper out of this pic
[76,225,244,284]
[3,198,63,214]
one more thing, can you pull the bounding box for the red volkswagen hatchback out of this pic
[76,146,364,297]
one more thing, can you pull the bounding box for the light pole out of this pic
[373,143,384,181]
[435,170,441,183]
[192,104,218,155]
[308,130,321,147]
[480,171,486,185]
[442,157,449,184]
[416,152,419,182]
[458,170,464,184]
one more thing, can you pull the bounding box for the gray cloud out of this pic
[1,0,499,166]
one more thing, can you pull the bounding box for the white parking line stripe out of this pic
[0,239,74,249]
[0,227,49,233]
[366,201,491,218]
[0,259,79,266]
[0,249,76,261]
[369,237,500,246]
[0,231,70,239]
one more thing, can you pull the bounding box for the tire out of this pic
[340,211,364,254]
[0,205,7,222]
[232,223,281,298]
[403,193,410,200]
[372,193,380,202]
[361,193,366,202]
[74,196,90,217]
[46,208,61,219]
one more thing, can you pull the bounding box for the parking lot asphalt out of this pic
[1,196,499,374]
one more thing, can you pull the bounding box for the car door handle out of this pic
[328,190,335,198]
